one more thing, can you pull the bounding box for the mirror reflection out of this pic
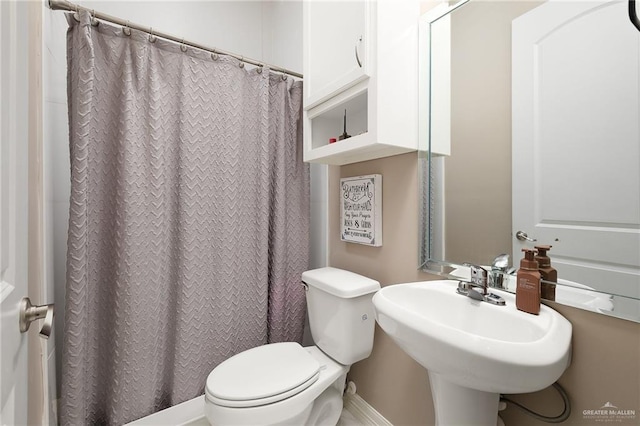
[421,0,640,321]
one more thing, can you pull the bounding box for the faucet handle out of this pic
[469,265,488,286]
[491,253,510,271]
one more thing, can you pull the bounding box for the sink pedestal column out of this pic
[429,373,500,426]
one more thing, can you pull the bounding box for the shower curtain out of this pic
[60,11,309,425]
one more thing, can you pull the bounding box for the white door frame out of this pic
[27,0,50,424]
[0,0,49,424]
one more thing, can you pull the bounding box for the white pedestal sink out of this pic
[372,280,572,426]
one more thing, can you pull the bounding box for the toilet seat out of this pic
[204,345,350,426]
[205,342,320,408]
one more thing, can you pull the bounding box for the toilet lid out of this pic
[205,342,320,408]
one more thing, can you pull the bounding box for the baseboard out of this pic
[344,393,393,426]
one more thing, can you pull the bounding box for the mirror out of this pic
[418,0,640,322]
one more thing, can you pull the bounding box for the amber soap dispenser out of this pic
[516,248,541,315]
[535,245,557,301]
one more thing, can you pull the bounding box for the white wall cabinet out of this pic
[303,1,420,165]
[303,1,370,109]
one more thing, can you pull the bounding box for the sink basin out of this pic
[373,280,572,425]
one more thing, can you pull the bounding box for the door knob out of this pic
[515,231,537,242]
[19,297,55,339]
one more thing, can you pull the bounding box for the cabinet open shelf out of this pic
[309,89,368,147]
[303,132,416,165]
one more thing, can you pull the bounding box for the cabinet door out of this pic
[303,1,371,109]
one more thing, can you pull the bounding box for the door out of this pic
[512,0,640,298]
[1,1,46,424]
[303,1,371,109]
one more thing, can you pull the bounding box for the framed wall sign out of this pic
[340,174,382,247]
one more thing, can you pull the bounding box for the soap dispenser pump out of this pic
[516,248,541,315]
[535,244,557,301]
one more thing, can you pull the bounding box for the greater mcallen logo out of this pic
[583,402,636,422]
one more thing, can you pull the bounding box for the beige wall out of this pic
[329,153,436,425]
[328,152,640,425]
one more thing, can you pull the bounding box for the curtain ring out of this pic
[239,56,245,68]
[73,4,80,22]
[123,21,131,36]
[211,49,219,61]
[256,64,263,74]
[148,27,156,43]
[281,70,288,81]
[90,9,99,26]
[180,38,187,52]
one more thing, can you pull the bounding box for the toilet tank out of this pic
[301,267,380,365]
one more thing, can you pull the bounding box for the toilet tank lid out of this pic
[302,267,380,298]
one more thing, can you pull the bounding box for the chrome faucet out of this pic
[457,264,506,306]
[488,253,511,290]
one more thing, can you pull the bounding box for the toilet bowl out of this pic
[204,267,380,426]
[204,344,348,426]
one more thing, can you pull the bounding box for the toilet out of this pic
[204,267,380,426]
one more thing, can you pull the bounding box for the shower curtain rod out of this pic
[47,0,304,79]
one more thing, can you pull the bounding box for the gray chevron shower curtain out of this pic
[60,11,309,425]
